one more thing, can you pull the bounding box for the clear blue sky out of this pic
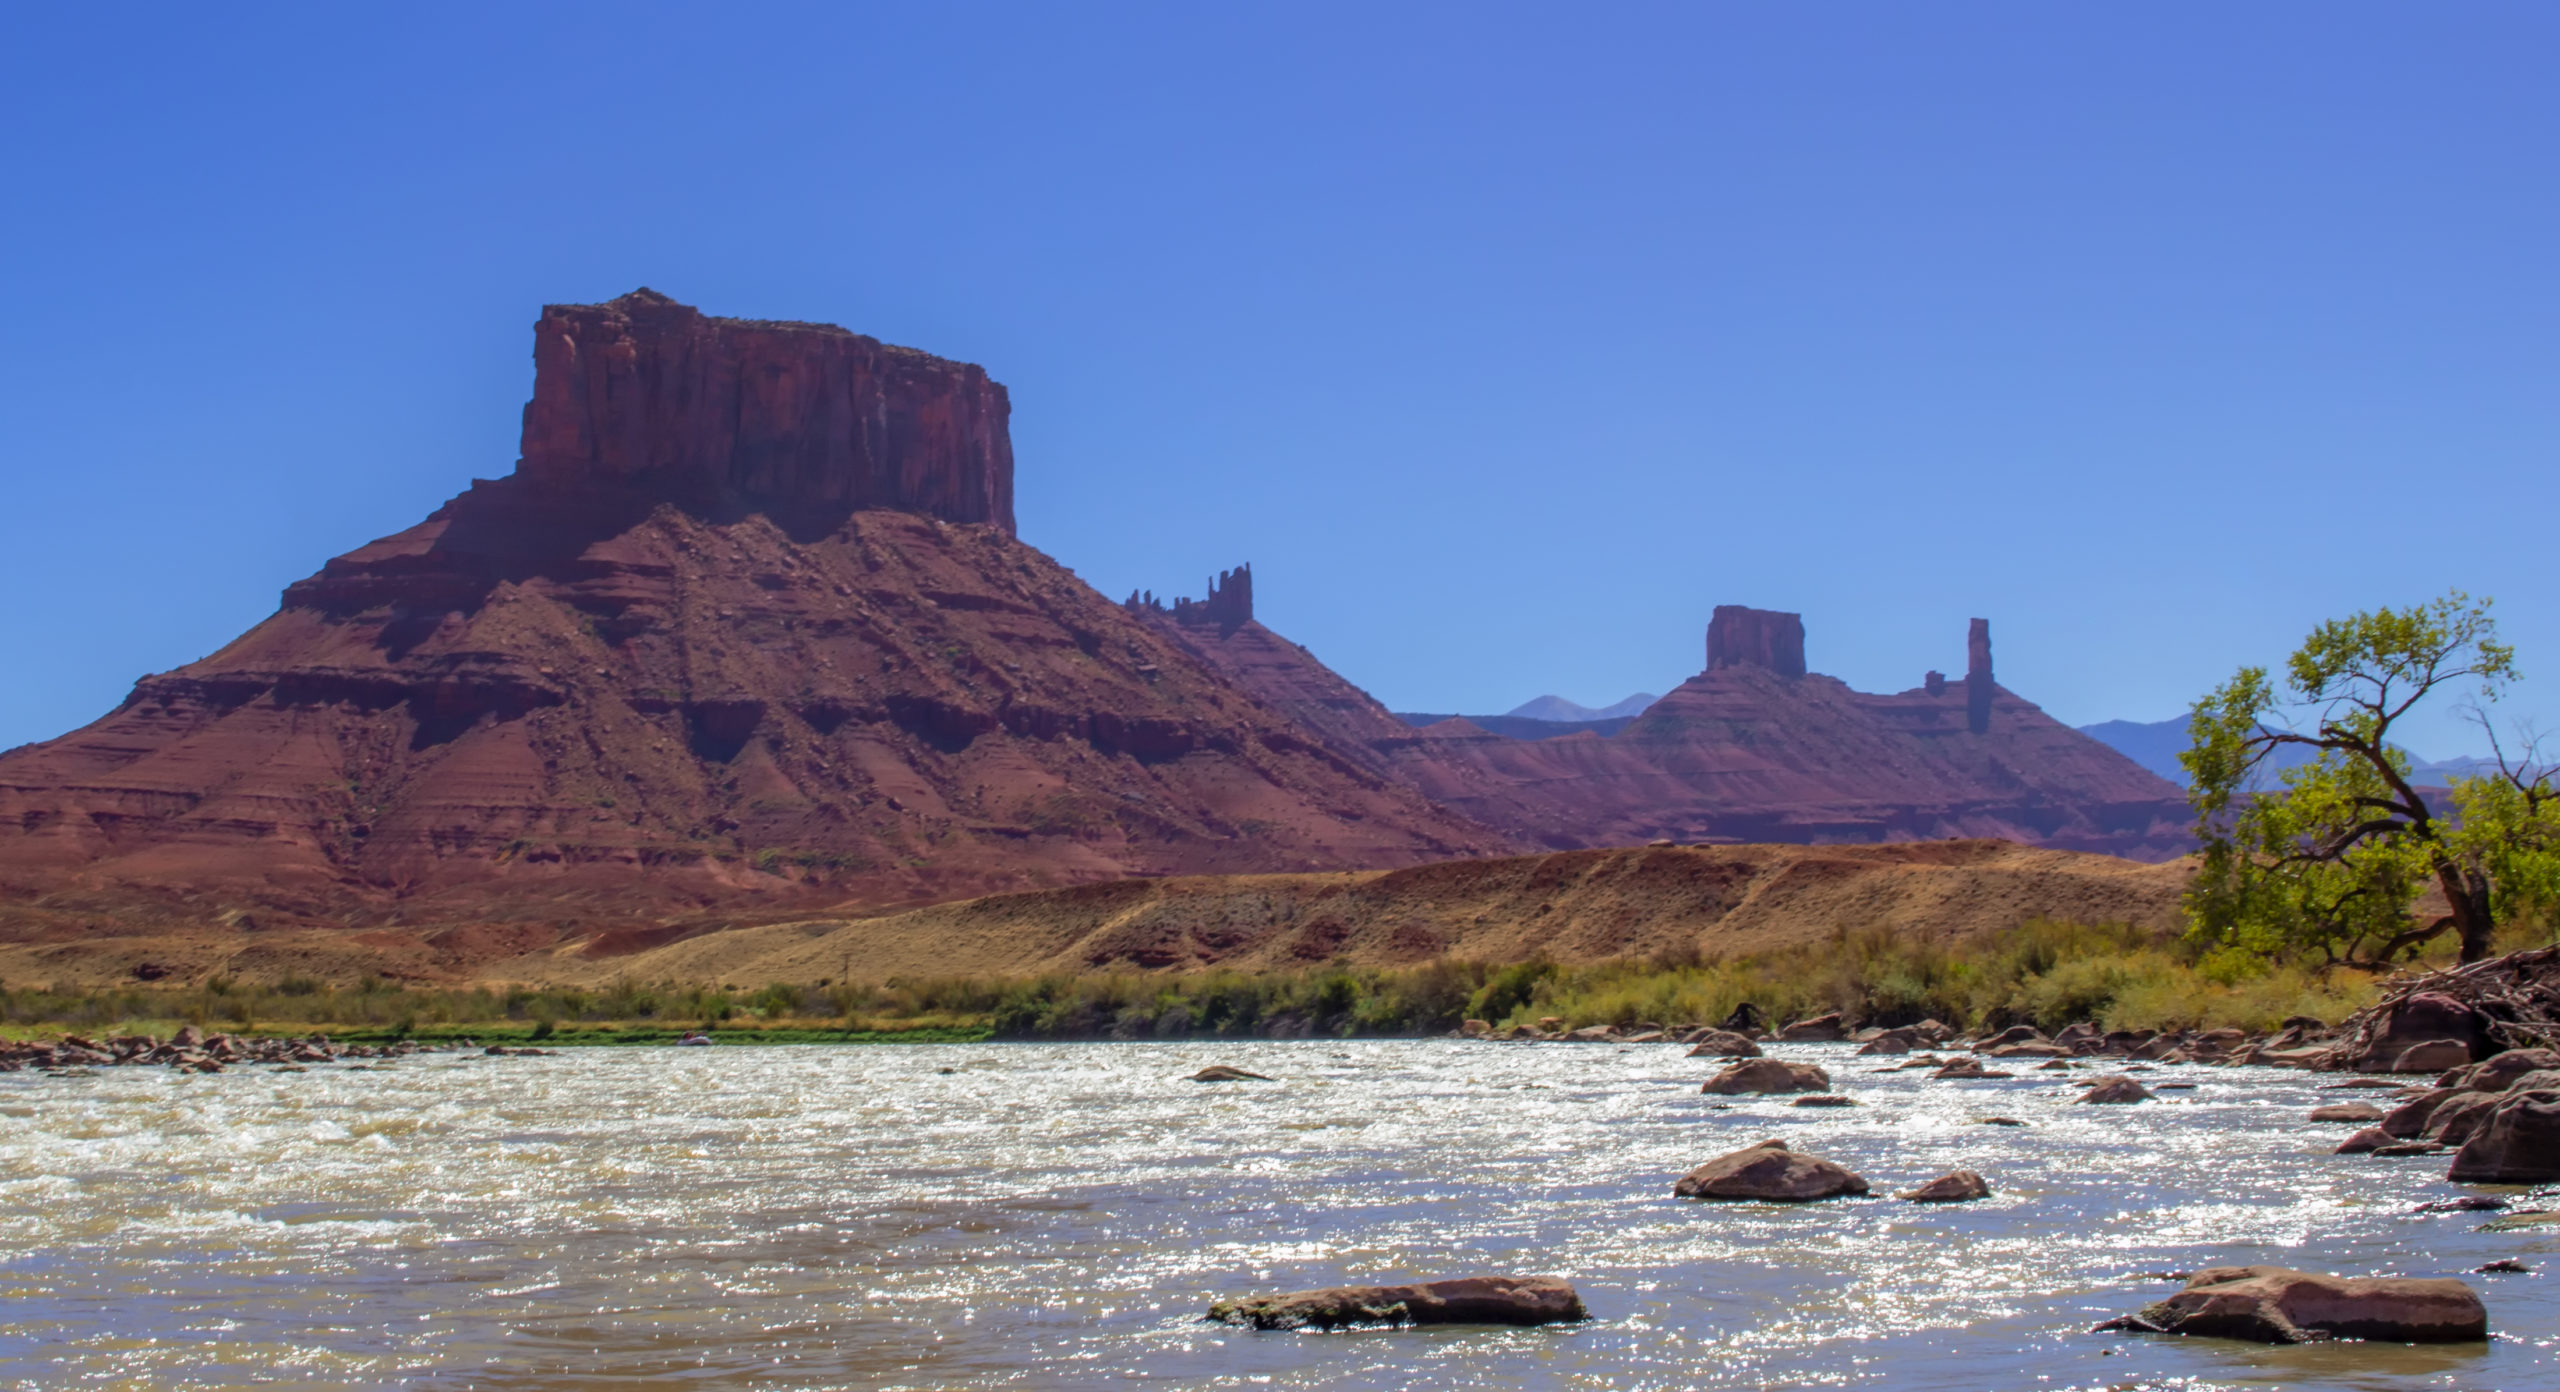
[4,4,2552,759]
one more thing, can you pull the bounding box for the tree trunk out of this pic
[2439,864,2498,964]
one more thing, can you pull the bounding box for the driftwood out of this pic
[2330,946,2560,1066]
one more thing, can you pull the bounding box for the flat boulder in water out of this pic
[2307,1103,2384,1124]
[1674,1139,1869,1201]
[1189,1066,1274,1083]
[1703,1059,1831,1094]
[1207,1275,1586,1330]
[2097,1265,2486,1344]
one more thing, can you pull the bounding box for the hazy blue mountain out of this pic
[1506,693,1659,722]
[2078,715,2494,789]
[1391,712,1640,740]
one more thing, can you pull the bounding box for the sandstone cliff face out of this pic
[0,295,1512,928]
[520,289,1014,531]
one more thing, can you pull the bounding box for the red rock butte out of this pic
[0,291,2191,966]
[0,291,1511,938]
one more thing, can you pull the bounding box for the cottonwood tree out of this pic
[2184,592,2560,966]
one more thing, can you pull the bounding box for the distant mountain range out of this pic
[2076,716,2504,789]
[1507,693,1659,722]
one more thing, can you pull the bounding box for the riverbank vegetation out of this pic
[7,913,2504,1044]
[2187,591,2560,967]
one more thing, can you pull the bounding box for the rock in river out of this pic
[2457,1047,2560,1092]
[1674,1139,1870,1201]
[1702,1059,1831,1095]
[2097,1265,2486,1344]
[1189,1066,1274,1082]
[2306,1103,2384,1124]
[1898,1169,1991,1203]
[2077,1075,2153,1104]
[1683,1029,1763,1058]
[1208,1275,1587,1329]
[2332,1126,2394,1154]
[2447,1089,2560,1183]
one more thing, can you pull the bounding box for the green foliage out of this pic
[2452,772,2560,939]
[2184,592,2548,965]
[0,915,2392,1045]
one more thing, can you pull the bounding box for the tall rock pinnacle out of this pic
[1966,618,1994,734]
[518,288,1016,533]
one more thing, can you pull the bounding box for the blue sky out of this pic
[3,4,2552,759]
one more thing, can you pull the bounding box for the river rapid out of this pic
[0,1040,2551,1390]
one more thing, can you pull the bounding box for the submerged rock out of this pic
[2414,1196,2509,1213]
[1702,1059,1830,1095]
[1789,1094,1856,1107]
[1208,1275,1586,1330]
[2096,1265,2486,1344]
[1898,1169,1991,1203]
[1673,1139,1869,1201]
[1189,1066,1274,1083]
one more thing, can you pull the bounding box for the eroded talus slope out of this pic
[545,840,2193,986]
[0,292,1519,930]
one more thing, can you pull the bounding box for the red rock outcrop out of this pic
[1126,564,1252,637]
[1708,606,1807,679]
[521,289,1014,531]
[0,294,1514,930]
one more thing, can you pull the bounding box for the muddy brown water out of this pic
[0,1041,2552,1389]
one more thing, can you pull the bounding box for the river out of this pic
[0,1040,2549,1388]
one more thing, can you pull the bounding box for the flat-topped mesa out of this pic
[1966,618,1994,734]
[1706,605,1807,679]
[517,288,1015,533]
[1126,564,1253,636]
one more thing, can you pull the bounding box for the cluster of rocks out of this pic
[0,1025,512,1075]
[2316,1045,2560,1180]
[1462,1011,2337,1068]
